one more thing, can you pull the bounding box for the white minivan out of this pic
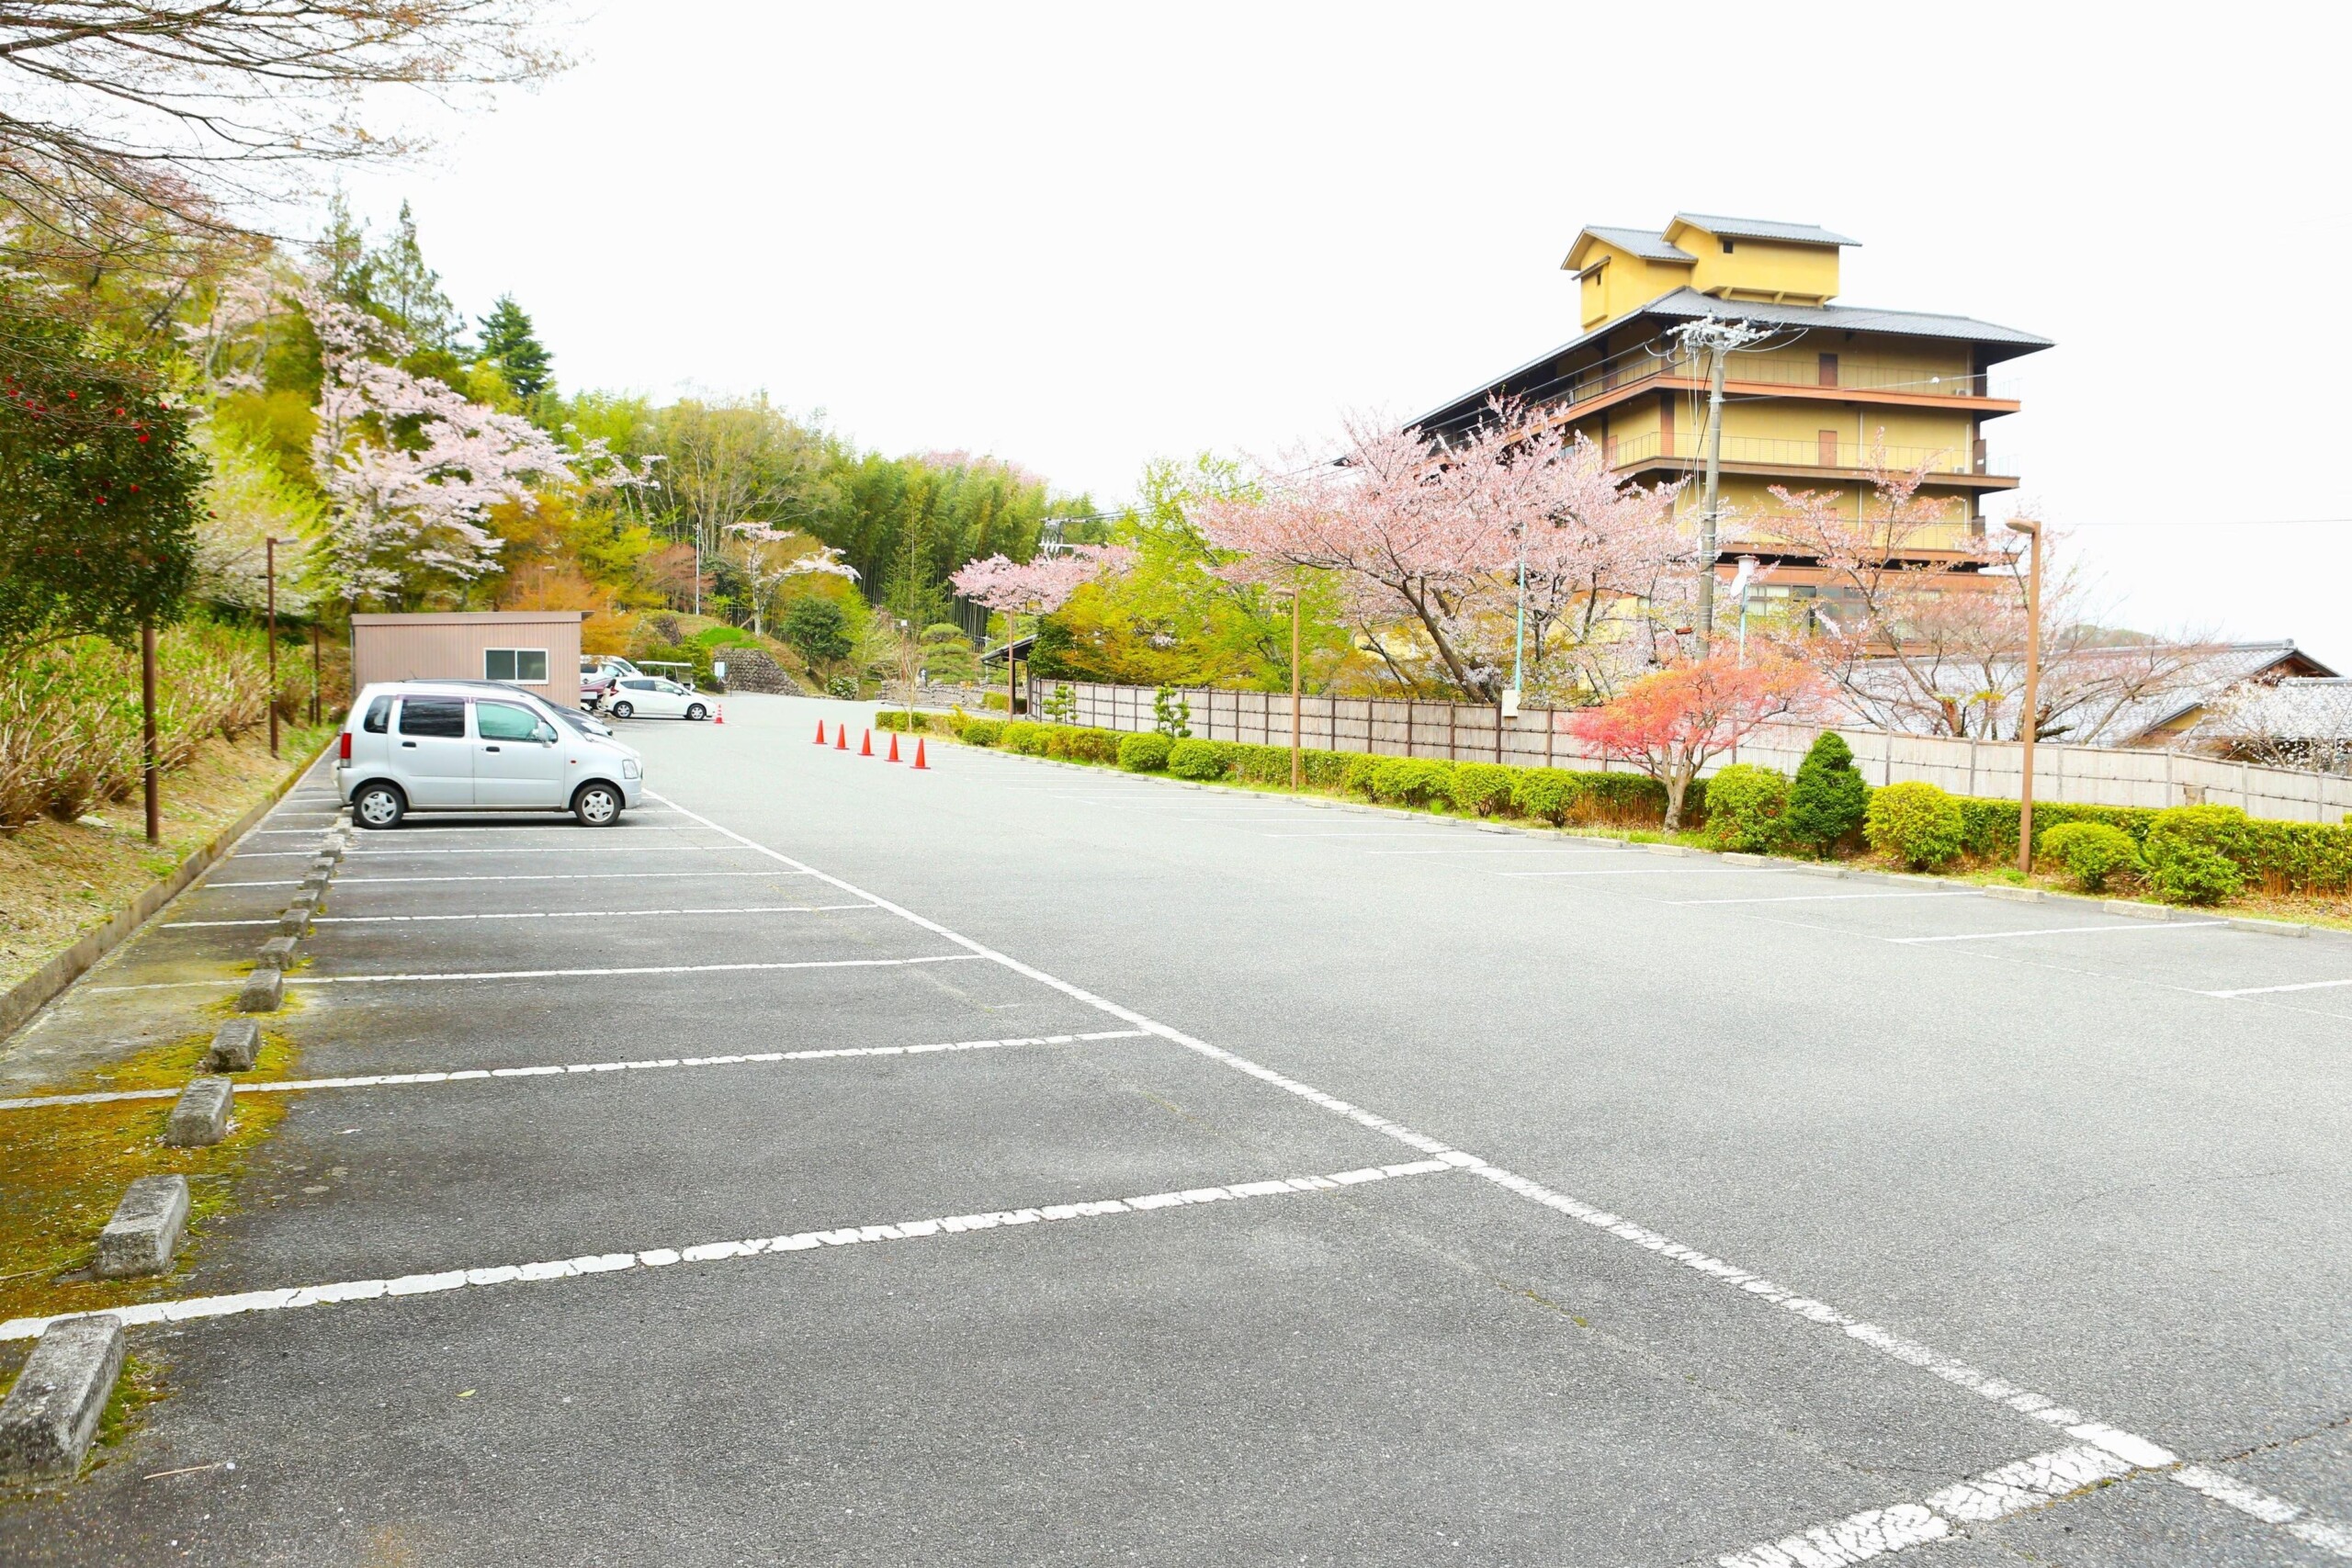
[337,681,646,829]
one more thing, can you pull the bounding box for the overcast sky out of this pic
[338,1,2352,660]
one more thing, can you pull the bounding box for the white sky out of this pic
[338,0,2352,661]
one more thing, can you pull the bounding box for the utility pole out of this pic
[1672,318,1770,643]
[2006,519,2043,875]
[311,622,322,727]
[141,621,159,844]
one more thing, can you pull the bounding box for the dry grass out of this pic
[0,725,329,994]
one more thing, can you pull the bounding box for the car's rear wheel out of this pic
[353,782,405,829]
[685,703,707,722]
[609,701,633,719]
[572,782,622,827]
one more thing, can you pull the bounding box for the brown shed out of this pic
[351,612,586,710]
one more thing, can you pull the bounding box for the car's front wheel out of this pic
[685,703,707,722]
[572,782,623,827]
[353,782,406,830]
[609,701,633,719]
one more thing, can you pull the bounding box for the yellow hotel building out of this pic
[1416,213,2052,620]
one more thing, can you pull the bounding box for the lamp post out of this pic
[1272,583,1303,790]
[2006,519,2042,875]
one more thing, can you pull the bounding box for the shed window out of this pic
[1721,239,1736,254]
[484,648,549,683]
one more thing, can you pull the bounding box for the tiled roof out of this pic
[1672,214,1860,247]
[2188,678,2352,743]
[1577,226,1695,264]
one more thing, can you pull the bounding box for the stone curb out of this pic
[163,1077,232,1147]
[0,1314,123,1480]
[94,1175,187,1279]
[256,935,300,971]
[206,1018,260,1072]
[0,742,333,1044]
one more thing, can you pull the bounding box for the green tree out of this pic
[1785,731,1871,854]
[919,623,979,685]
[476,295,553,400]
[0,292,204,653]
[782,595,853,671]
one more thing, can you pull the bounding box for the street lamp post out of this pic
[1272,583,1303,790]
[265,536,280,759]
[2006,519,2042,875]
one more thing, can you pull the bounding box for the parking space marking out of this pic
[1496,866,1760,878]
[84,954,978,993]
[213,870,815,887]
[641,788,2338,1557]
[1672,891,1984,907]
[1892,922,2219,944]
[166,904,878,929]
[334,845,769,857]
[2170,1466,2352,1556]
[0,1030,1153,1111]
[2199,976,2352,998]
[0,1157,1462,1341]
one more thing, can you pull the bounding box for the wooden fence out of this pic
[1029,678,2352,826]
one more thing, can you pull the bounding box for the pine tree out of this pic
[370,201,462,352]
[476,295,554,400]
[1785,730,1871,855]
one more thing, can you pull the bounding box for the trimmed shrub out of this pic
[1168,739,1228,780]
[1227,743,1301,785]
[1785,732,1869,853]
[2143,806,2254,904]
[1002,721,1053,756]
[959,718,1005,748]
[1704,763,1792,852]
[1451,762,1516,818]
[1511,767,1582,826]
[874,710,941,733]
[1046,726,1121,763]
[1302,750,1355,791]
[1340,753,1384,797]
[1117,731,1171,772]
[2039,821,2142,893]
[1368,757,1454,807]
[1864,780,1966,870]
[2145,842,2245,906]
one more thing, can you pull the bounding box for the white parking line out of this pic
[2199,976,2352,998]
[213,871,814,887]
[166,905,878,929]
[1673,891,1984,907]
[0,1157,1462,1341]
[1497,866,1758,878]
[1363,847,1576,857]
[332,845,764,857]
[2171,1466,2352,1555]
[1261,831,1489,840]
[640,789,2336,1557]
[84,954,978,992]
[1892,923,2218,944]
[0,1029,1152,1111]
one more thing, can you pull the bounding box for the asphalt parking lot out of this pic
[3,691,2349,1566]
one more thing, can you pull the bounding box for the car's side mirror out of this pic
[536,724,559,743]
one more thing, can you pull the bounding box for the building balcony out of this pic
[1604,429,2017,489]
[1545,353,2019,422]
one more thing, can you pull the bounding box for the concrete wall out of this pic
[1038,678,2352,826]
[351,613,584,709]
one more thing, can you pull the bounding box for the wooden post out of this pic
[310,622,322,727]
[1288,589,1302,789]
[2010,521,2042,875]
[266,536,279,758]
[141,621,159,844]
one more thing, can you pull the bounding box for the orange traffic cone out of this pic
[834,725,847,750]
[714,705,725,725]
[887,731,901,762]
[859,728,874,757]
[813,721,826,744]
[911,738,929,770]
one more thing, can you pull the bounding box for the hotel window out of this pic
[484,648,549,684]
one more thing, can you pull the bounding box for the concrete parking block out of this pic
[256,935,300,970]
[235,968,282,1013]
[0,1315,124,1481]
[1984,886,2045,902]
[163,1077,232,1147]
[94,1175,188,1279]
[1795,863,1849,879]
[1647,842,1695,857]
[2228,916,2311,937]
[206,1018,260,1072]
[277,904,311,938]
[2104,900,2172,920]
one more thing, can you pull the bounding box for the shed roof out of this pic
[1670,213,1860,247]
[1574,226,1696,264]
[351,611,587,626]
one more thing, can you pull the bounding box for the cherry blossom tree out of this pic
[303,290,627,608]
[951,543,1134,711]
[1565,652,1819,829]
[721,521,856,636]
[1193,401,1682,702]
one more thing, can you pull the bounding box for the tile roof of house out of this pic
[1577,226,1696,263]
[1672,214,1860,247]
[2187,677,2352,743]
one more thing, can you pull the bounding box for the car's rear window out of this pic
[397,697,466,738]
[362,696,394,734]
